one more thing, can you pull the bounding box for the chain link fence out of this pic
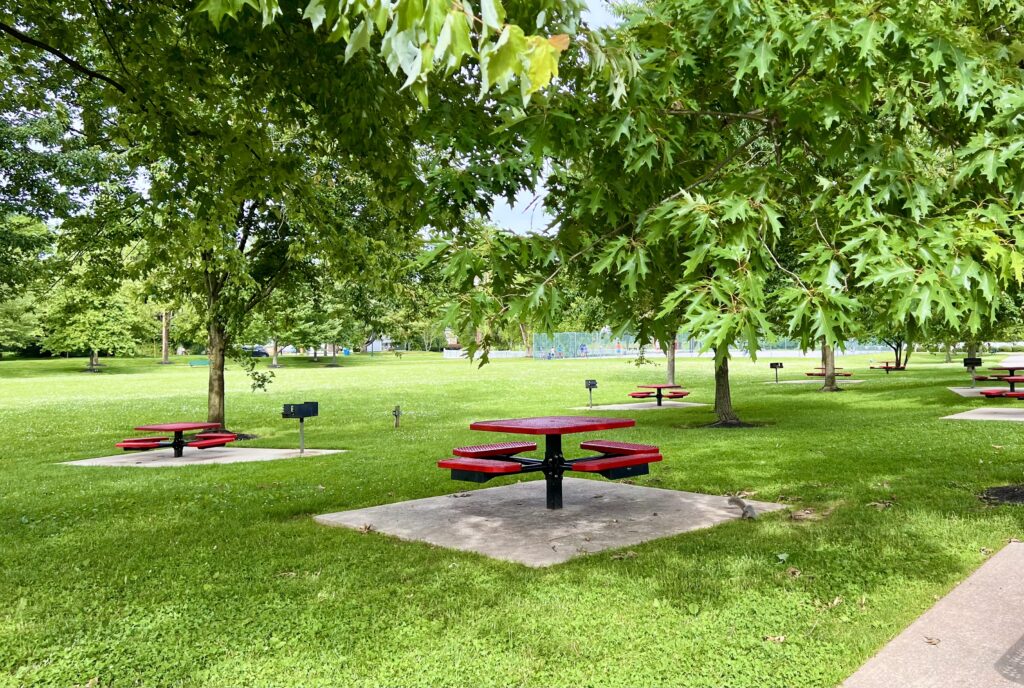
[532,333,892,359]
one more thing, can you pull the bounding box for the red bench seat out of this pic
[981,389,1007,398]
[452,441,536,458]
[438,457,523,473]
[186,433,236,449]
[973,375,991,381]
[579,439,659,455]
[628,391,655,398]
[571,452,662,479]
[665,390,690,398]
[438,457,523,483]
[116,437,168,450]
[1005,392,1024,399]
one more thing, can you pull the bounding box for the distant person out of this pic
[548,347,555,360]
[579,343,588,358]
[556,345,564,359]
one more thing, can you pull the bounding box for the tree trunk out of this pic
[944,342,952,363]
[89,349,99,371]
[520,323,532,357]
[820,338,841,392]
[902,343,912,368]
[887,340,902,366]
[968,341,979,359]
[160,311,171,364]
[271,338,281,368]
[712,352,742,426]
[666,339,676,385]
[207,319,227,426]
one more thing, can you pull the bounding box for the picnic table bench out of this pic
[437,416,662,509]
[979,375,1024,398]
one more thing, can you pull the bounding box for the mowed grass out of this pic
[1,352,1023,687]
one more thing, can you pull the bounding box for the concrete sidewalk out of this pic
[843,542,1024,687]
[66,447,343,467]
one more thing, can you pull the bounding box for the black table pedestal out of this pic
[542,434,564,510]
[172,431,185,457]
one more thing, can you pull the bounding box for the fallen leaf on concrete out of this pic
[925,636,940,645]
[358,523,375,534]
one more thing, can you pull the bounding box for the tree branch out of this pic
[665,108,773,123]
[686,126,770,191]
[0,20,127,94]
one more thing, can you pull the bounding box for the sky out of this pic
[489,0,620,234]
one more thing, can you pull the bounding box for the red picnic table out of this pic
[633,383,689,406]
[989,365,1024,377]
[806,367,852,378]
[439,416,661,510]
[119,422,228,457]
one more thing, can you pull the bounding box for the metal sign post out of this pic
[282,401,319,455]
[585,379,598,408]
[963,357,983,388]
[770,362,783,383]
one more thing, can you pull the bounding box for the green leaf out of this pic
[303,0,327,30]
[853,17,881,65]
[422,0,448,38]
[753,38,775,80]
[437,13,476,73]
[345,20,372,62]
[523,36,559,95]
[196,0,248,30]
[480,25,526,95]
[480,0,506,32]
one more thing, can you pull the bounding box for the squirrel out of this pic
[728,495,758,520]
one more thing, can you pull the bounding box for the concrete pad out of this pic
[571,401,709,411]
[66,447,344,467]
[315,478,786,567]
[948,387,988,398]
[763,379,865,385]
[942,408,1024,423]
[843,543,1024,688]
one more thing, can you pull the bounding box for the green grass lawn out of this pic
[1,352,1022,687]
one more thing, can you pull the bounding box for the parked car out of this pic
[242,345,269,357]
